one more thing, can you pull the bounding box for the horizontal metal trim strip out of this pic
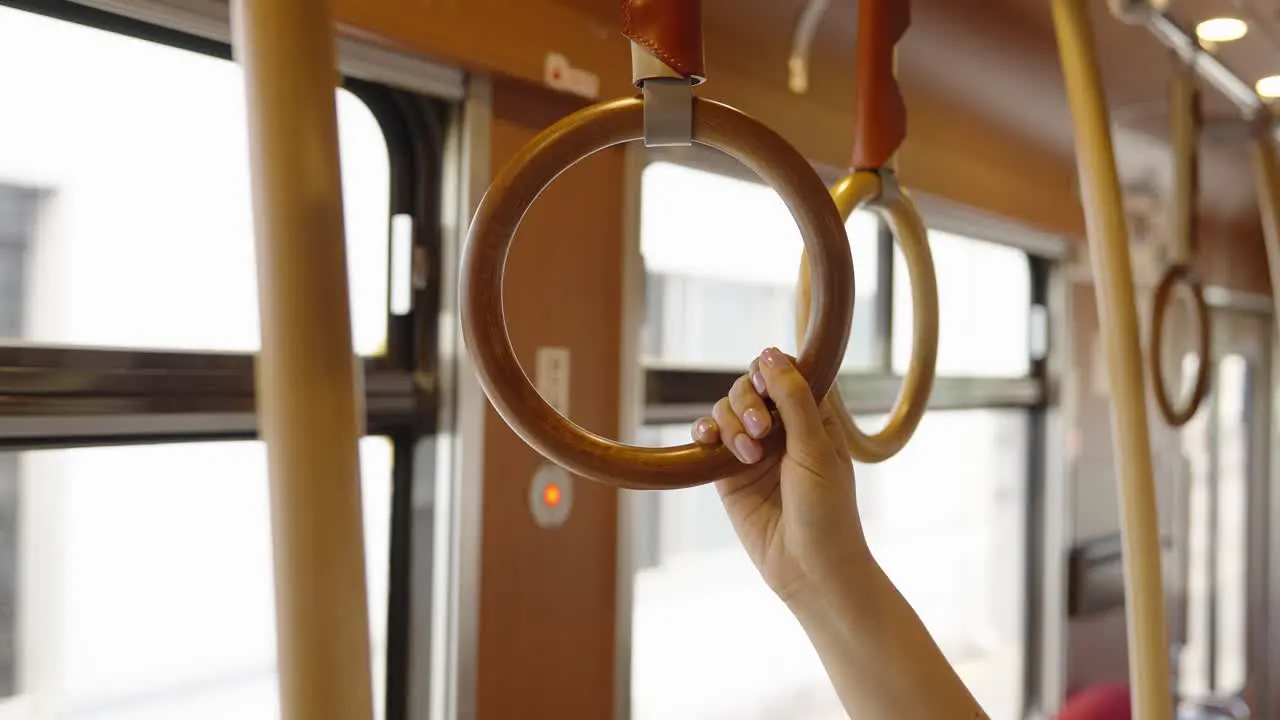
[644,369,1043,425]
[0,396,418,448]
[1202,286,1274,316]
[0,346,415,396]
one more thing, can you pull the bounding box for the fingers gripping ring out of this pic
[461,97,855,490]
[795,172,939,463]
[1149,265,1211,427]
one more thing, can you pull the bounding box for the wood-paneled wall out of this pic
[474,77,624,719]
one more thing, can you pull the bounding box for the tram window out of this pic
[0,6,391,354]
[1180,351,1213,700]
[12,437,393,719]
[630,409,1027,720]
[640,161,881,371]
[892,231,1031,377]
[629,426,844,720]
[853,409,1027,720]
[1179,353,1250,699]
[1213,355,1249,695]
[0,464,14,702]
[0,187,40,343]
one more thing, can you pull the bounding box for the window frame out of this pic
[0,3,454,718]
[625,145,1069,720]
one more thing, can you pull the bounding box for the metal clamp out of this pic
[1108,0,1169,24]
[632,41,694,147]
[641,78,694,147]
[875,168,904,204]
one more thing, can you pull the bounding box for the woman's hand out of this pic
[695,348,990,719]
[691,346,870,604]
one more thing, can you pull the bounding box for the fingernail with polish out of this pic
[734,435,763,464]
[751,370,767,394]
[743,408,768,438]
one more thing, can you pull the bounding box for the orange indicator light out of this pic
[543,483,562,508]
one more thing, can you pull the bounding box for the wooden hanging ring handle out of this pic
[1149,264,1211,427]
[795,171,938,463]
[461,97,855,490]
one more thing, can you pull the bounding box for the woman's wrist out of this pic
[783,546,882,630]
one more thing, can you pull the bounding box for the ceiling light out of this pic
[1196,17,1248,43]
[1257,75,1280,98]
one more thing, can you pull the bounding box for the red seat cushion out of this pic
[1055,683,1131,720]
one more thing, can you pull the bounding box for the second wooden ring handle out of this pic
[796,172,938,463]
[1149,264,1211,427]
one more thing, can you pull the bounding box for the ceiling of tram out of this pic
[553,0,1278,232]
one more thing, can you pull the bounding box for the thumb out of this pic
[757,347,834,462]
[821,384,855,463]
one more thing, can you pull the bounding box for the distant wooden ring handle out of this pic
[461,96,855,490]
[796,172,938,463]
[1149,264,1211,427]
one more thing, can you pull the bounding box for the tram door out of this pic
[1176,306,1272,718]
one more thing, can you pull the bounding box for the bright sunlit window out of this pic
[1179,353,1250,700]
[630,426,844,720]
[0,5,390,354]
[0,7,400,719]
[631,409,1028,720]
[854,410,1027,720]
[22,439,393,720]
[892,230,1031,377]
[640,161,881,371]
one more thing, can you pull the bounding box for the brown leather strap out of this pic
[852,0,909,170]
[622,0,706,83]
[1170,64,1199,264]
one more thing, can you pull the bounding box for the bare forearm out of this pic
[788,556,989,720]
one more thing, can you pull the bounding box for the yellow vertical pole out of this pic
[1250,134,1280,312]
[230,1,374,718]
[1051,2,1173,718]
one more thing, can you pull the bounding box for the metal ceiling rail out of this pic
[1114,1,1267,120]
[787,1,1269,124]
[1147,13,1264,116]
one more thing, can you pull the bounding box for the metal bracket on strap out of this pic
[631,42,694,148]
[641,77,693,147]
